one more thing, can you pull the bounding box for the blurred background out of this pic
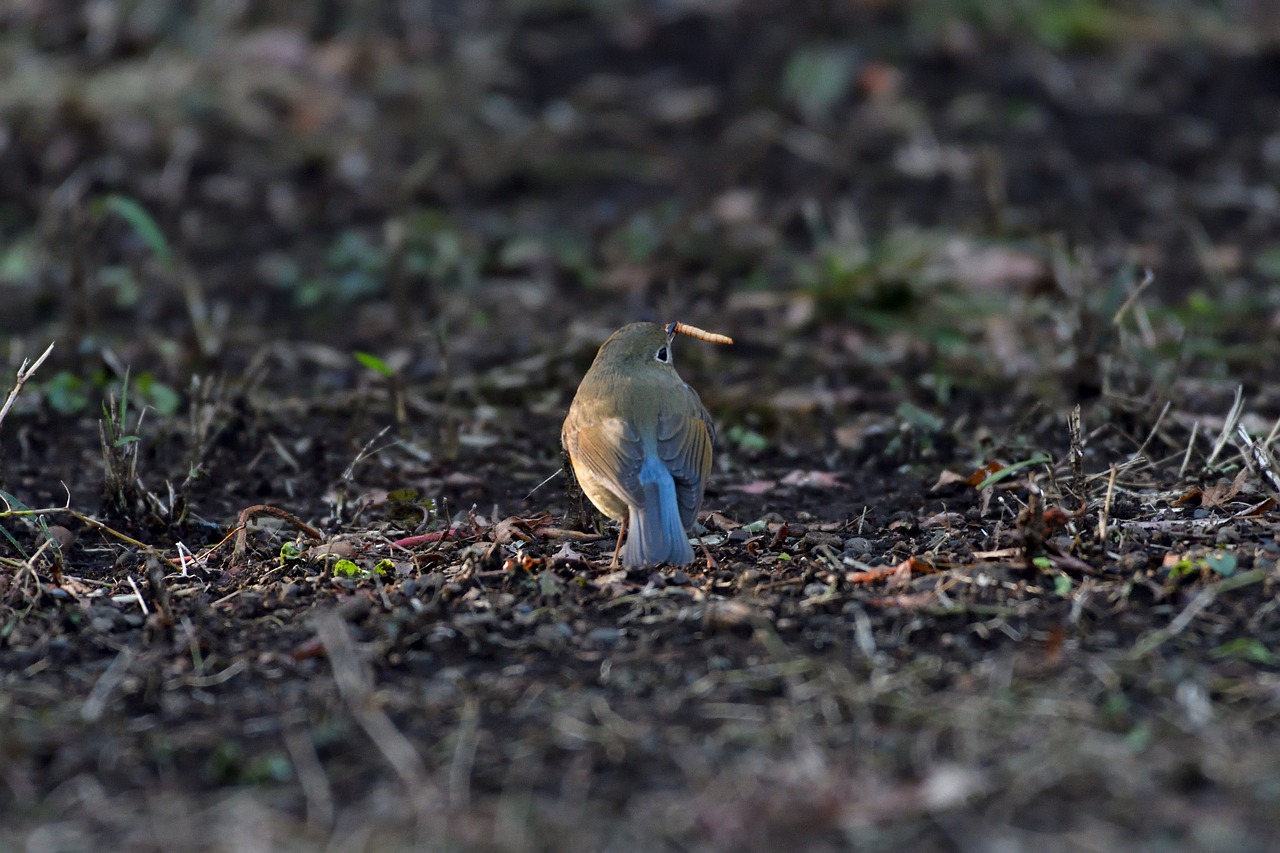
[1,0,1278,444]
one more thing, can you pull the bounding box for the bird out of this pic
[562,321,731,567]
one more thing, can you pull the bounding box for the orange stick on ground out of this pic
[667,322,734,345]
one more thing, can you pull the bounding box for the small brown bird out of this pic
[562,322,730,566]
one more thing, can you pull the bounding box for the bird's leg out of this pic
[610,516,628,567]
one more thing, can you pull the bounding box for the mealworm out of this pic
[666,321,734,345]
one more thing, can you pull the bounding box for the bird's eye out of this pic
[655,346,669,363]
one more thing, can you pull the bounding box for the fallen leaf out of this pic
[57,579,103,599]
[967,460,1006,487]
[704,512,742,531]
[1235,498,1276,517]
[306,540,358,560]
[1198,470,1248,508]
[390,528,454,549]
[534,527,602,540]
[492,517,535,544]
[553,541,584,562]
[930,470,968,492]
[920,511,965,529]
[1174,488,1202,506]
[779,470,844,489]
[847,557,919,585]
[971,548,1021,560]
[732,479,777,495]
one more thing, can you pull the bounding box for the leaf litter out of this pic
[4,4,1280,852]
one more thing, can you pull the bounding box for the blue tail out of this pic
[623,454,695,566]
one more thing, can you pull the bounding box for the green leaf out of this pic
[279,542,302,565]
[727,425,769,453]
[1032,555,1052,570]
[1204,551,1237,578]
[974,454,1053,490]
[1053,574,1072,596]
[43,371,89,414]
[1125,721,1152,753]
[136,373,181,417]
[1211,637,1274,665]
[354,351,395,377]
[783,45,857,123]
[243,752,293,784]
[896,402,944,433]
[333,559,361,577]
[0,490,32,557]
[99,194,172,268]
[0,236,35,283]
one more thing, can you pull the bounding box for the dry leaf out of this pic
[733,479,777,495]
[967,460,1005,487]
[920,511,965,529]
[778,470,844,489]
[553,541,585,562]
[930,470,968,492]
[704,512,742,531]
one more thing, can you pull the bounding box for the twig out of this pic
[284,719,335,832]
[1132,400,1171,464]
[1237,424,1280,495]
[1179,421,1199,479]
[1068,405,1084,509]
[1265,412,1280,451]
[69,509,154,551]
[448,696,480,811]
[0,341,55,430]
[126,575,149,615]
[231,504,324,566]
[1111,268,1155,327]
[311,610,434,835]
[1207,385,1244,467]
[523,468,563,501]
[82,648,134,723]
[1098,465,1117,543]
[147,555,174,626]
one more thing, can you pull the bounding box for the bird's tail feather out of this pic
[624,457,694,566]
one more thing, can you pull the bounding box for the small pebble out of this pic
[800,531,842,550]
[843,537,871,556]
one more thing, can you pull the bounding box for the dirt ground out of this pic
[3,2,1280,851]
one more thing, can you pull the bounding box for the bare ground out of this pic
[3,2,1280,851]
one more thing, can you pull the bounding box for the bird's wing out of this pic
[564,414,647,509]
[657,385,714,528]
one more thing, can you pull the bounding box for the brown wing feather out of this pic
[656,385,714,528]
[563,415,646,520]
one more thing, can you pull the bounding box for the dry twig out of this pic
[0,342,55,430]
